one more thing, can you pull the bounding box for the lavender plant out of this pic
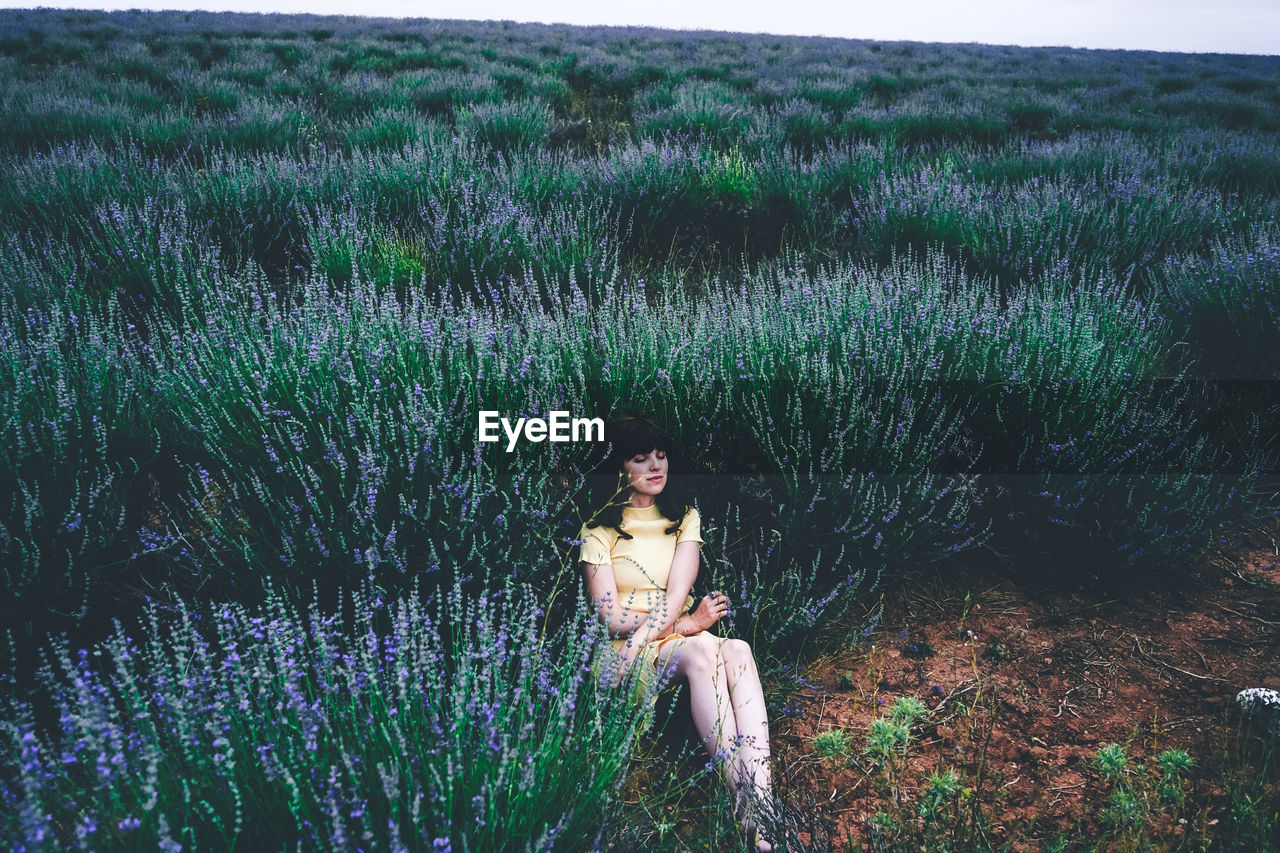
[459,99,552,154]
[0,281,153,636]
[145,271,596,605]
[1,577,656,850]
[3,241,1262,648]
[1160,221,1280,380]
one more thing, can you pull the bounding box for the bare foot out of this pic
[738,795,775,852]
[741,817,774,853]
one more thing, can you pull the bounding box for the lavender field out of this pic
[2,9,1279,850]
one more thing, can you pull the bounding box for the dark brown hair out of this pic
[583,412,693,540]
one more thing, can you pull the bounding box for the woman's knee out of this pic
[670,634,719,674]
[721,639,757,672]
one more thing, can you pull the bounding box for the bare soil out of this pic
[765,519,1280,850]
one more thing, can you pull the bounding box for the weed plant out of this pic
[1090,742,1196,852]
[1212,709,1280,852]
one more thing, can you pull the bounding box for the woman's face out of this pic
[621,447,668,498]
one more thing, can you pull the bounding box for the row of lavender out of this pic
[3,8,1279,160]
[4,243,1272,647]
[4,131,1279,327]
[4,574,657,849]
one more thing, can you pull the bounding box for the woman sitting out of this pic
[578,413,776,851]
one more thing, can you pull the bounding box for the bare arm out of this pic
[581,540,705,646]
[580,561,665,639]
[612,540,704,648]
[649,540,703,640]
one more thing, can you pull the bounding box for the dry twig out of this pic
[1130,634,1229,683]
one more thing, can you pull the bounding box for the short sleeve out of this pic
[676,508,704,546]
[578,524,612,565]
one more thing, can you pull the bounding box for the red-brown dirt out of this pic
[765,519,1280,850]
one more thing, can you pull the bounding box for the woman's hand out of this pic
[688,591,730,633]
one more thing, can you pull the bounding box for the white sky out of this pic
[5,1,1279,55]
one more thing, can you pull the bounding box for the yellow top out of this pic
[578,504,704,619]
[579,504,719,717]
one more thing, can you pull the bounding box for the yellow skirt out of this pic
[602,630,725,730]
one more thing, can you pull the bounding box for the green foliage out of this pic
[888,697,928,727]
[1160,221,1280,380]
[0,286,154,636]
[865,74,903,106]
[796,75,865,115]
[304,173,622,300]
[341,108,426,153]
[772,99,834,155]
[635,79,752,147]
[811,727,851,763]
[1006,101,1057,133]
[264,41,304,70]
[917,768,967,852]
[1214,711,1280,852]
[460,99,552,154]
[1095,743,1130,780]
[867,717,912,762]
[187,82,240,115]
[859,694,987,851]
[407,69,502,116]
[1091,742,1197,850]
[101,57,178,96]
[1,579,655,850]
[330,43,452,76]
[182,37,231,70]
[865,697,930,771]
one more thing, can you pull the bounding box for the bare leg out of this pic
[660,636,773,852]
[721,639,774,852]
[656,634,741,767]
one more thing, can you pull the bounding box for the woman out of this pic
[577,414,776,852]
